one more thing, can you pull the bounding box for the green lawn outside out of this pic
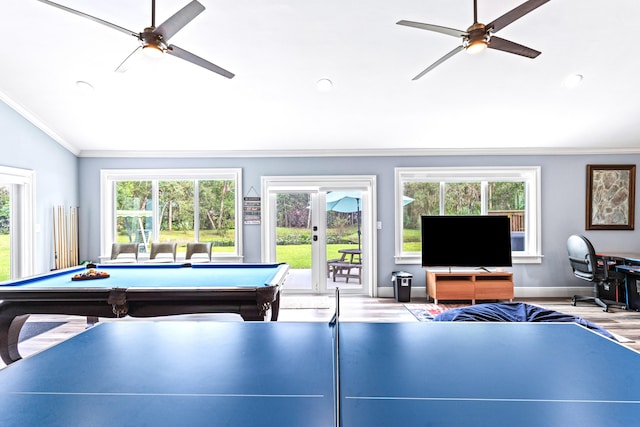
[276,241,424,269]
[404,242,421,251]
[117,229,235,253]
[277,243,360,269]
[0,234,9,281]
[0,227,420,277]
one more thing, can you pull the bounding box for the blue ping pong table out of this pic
[1,319,640,426]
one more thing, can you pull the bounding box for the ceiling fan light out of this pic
[467,39,488,55]
[142,44,164,59]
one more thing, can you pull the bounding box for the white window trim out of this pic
[394,166,541,265]
[100,168,243,262]
[261,175,378,296]
[0,165,35,278]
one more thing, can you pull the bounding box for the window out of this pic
[395,167,541,264]
[0,166,35,279]
[101,169,242,262]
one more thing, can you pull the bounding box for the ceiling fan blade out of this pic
[155,0,205,42]
[36,0,138,38]
[396,20,466,38]
[115,47,143,73]
[167,45,234,79]
[488,36,541,58]
[412,45,464,80]
[487,0,550,33]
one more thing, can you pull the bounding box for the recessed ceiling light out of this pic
[75,80,94,94]
[316,78,333,92]
[563,74,583,89]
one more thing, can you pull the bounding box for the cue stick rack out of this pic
[53,205,79,270]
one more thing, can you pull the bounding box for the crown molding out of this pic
[77,146,640,158]
[0,90,80,156]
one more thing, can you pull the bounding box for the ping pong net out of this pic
[329,288,341,427]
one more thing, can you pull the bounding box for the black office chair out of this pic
[567,234,626,312]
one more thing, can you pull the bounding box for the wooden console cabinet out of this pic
[425,270,514,304]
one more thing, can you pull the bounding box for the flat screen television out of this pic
[421,215,512,268]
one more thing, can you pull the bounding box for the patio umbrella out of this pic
[326,191,362,213]
[326,192,363,249]
[326,192,414,213]
[326,192,414,249]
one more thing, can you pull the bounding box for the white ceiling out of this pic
[2,0,640,157]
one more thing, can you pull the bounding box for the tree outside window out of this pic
[108,170,239,259]
[0,185,10,281]
[396,167,540,264]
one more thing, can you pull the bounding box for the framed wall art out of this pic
[586,164,636,230]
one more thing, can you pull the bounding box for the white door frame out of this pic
[261,175,377,297]
[0,165,35,279]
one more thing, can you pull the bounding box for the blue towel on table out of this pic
[433,302,617,341]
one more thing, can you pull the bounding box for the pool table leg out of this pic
[241,287,281,321]
[270,292,281,321]
[239,304,271,321]
[238,291,281,321]
[0,312,30,365]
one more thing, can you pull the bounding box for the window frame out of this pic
[394,166,541,265]
[100,168,243,262]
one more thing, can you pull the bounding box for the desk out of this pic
[598,252,640,263]
[614,264,640,311]
[598,252,640,310]
[0,263,288,365]
[327,249,362,283]
[1,321,639,426]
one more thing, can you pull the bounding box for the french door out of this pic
[0,166,34,280]
[261,176,376,296]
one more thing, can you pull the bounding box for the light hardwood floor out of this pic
[3,295,640,370]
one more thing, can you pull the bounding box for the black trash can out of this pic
[392,271,412,302]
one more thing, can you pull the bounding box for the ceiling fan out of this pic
[37,0,234,78]
[397,0,550,80]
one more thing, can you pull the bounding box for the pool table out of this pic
[0,262,289,365]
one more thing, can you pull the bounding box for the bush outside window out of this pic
[395,167,541,264]
[101,169,242,261]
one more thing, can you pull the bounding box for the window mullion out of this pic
[152,180,160,244]
[194,180,200,241]
[481,181,488,215]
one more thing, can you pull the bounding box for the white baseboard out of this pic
[512,287,591,298]
[378,286,592,299]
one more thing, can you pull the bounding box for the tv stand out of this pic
[425,270,514,305]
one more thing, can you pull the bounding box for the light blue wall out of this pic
[2,97,637,291]
[78,153,640,292]
[0,101,79,274]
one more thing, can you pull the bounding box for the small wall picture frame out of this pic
[586,164,636,230]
